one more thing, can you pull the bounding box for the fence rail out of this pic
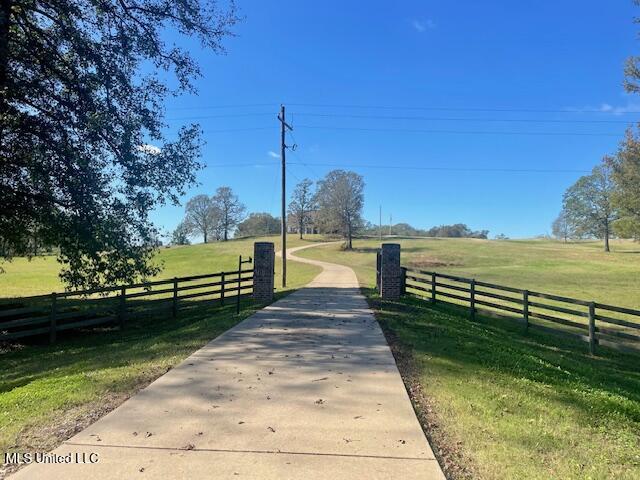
[0,267,255,343]
[403,268,640,355]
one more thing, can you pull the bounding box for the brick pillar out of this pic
[253,242,275,302]
[380,243,401,300]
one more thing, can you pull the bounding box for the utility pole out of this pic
[379,205,382,241]
[278,105,293,288]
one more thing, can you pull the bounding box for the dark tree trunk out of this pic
[299,217,303,239]
[203,231,207,243]
[604,222,610,252]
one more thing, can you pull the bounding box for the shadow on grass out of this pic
[0,295,278,395]
[365,288,640,424]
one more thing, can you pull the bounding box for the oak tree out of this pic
[315,170,364,249]
[0,0,238,289]
[184,194,219,243]
[563,162,617,252]
[608,129,640,240]
[551,209,574,243]
[288,178,316,239]
[212,186,245,241]
[236,212,279,237]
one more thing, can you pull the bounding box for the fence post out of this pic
[470,279,476,321]
[236,257,242,314]
[49,293,58,344]
[376,250,381,292]
[523,290,529,332]
[431,273,436,303]
[118,287,126,329]
[220,272,225,305]
[172,277,178,319]
[400,267,407,296]
[588,302,596,355]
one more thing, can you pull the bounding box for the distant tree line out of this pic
[362,222,489,239]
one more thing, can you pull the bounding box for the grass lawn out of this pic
[370,292,640,480]
[0,236,322,468]
[0,234,325,298]
[297,237,640,310]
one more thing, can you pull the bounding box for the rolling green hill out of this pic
[297,237,640,310]
[0,234,324,298]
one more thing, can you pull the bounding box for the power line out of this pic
[289,112,638,125]
[166,113,274,121]
[287,162,589,173]
[197,127,274,133]
[294,125,622,137]
[287,130,321,180]
[166,103,278,111]
[287,102,640,115]
[203,161,589,174]
[205,162,279,168]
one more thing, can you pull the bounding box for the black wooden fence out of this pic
[0,267,254,344]
[402,268,640,355]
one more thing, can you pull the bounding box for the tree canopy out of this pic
[0,0,238,289]
[288,178,316,239]
[608,129,640,240]
[236,212,280,238]
[184,194,219,243]
[551,210,574,243]
[563,162,617,252]
[212,186,246,241]
[315,170,364,249]
[171,221,191,246]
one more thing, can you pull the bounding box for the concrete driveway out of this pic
[11,244,444,479]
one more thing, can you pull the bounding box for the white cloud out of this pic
[137,144,161,155]
[412,19,436,32]
[268,150,280,158]
[568,102,640,115]
[603,103,640,115]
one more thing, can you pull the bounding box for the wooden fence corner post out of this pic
[49,292,58,344]
[400,267,407,296]
[236,259,242,315]
[431,273,436,303]
[523,290,529,332]
[118,287,126,330]
[588,302,596,355]
[220,272,225,305]
[470,279,476,321]
[172,277,178,319]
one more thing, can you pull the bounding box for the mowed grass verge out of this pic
[0,236,322,464]
[370,293,640,480]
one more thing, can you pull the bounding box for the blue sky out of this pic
[153,0,640,239]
